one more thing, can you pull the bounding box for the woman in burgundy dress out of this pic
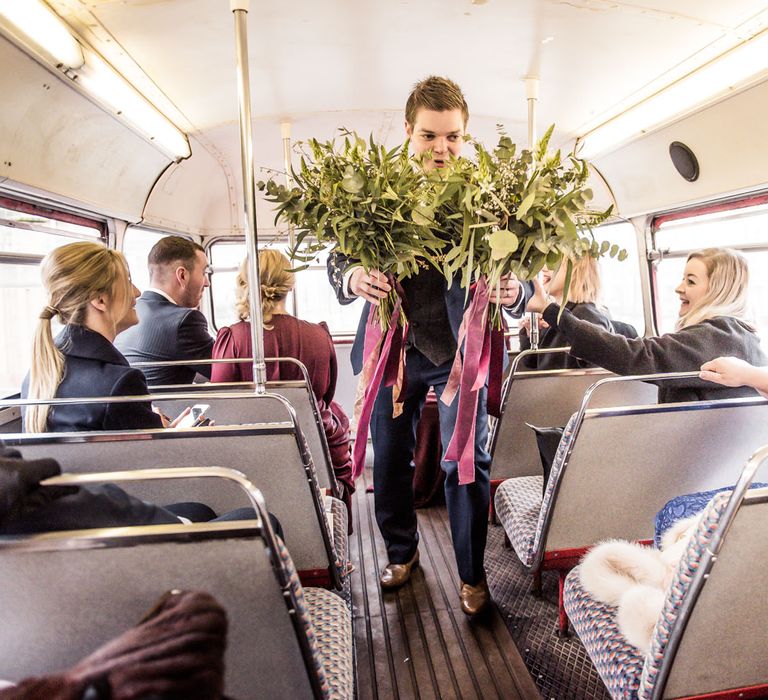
[211,250,355,520]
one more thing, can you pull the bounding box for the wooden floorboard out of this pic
[351,469,542,700]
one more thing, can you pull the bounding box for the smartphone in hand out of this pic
[175,403,210,429]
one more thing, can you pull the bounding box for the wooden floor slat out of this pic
[351,469,542,700]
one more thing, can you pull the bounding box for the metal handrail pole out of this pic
[231,0,266,393]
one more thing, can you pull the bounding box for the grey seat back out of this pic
[543,395,768,563]
[660,486,768,698]
[0,523,320,699]
[152,380,339,493]
[490,349,657,480]
[2,393,338,584]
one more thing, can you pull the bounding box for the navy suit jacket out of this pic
[327,252,533,374]
[22,325,162,432]
[114,291,214,386]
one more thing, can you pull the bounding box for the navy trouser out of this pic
[371,348,491,585]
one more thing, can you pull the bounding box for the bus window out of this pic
[208,240,361,334]
[121,226,171,292]
[596,221,645,336]
[0,200,104,396]
[653,200,768,336]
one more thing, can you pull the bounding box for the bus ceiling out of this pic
[0,1,767,235]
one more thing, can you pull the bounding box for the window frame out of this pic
[0,194,108,267]
[648,190,768,335]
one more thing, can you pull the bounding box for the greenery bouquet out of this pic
[434,125,622,326]
[257,131,446,329]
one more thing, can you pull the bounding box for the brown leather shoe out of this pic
[460,578,490,616]
[380,549,420,589]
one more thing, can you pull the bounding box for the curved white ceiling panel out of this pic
[593,79,768,218]
[0,35,170,221]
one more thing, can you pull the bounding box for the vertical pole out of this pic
[281,121,299,317]
[525,77,540,350]
[231,0,266,392]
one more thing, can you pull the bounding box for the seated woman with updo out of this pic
[211,250,355,516]
[518,255,613,370]
[525,247,767,403]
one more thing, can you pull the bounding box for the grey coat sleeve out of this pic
[543,304,726,375]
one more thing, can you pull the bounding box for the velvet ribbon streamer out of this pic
[352,295,405,480]
[441,278,505,485]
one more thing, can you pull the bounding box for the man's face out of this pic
[405,108,465,170]
[179,250,211,308]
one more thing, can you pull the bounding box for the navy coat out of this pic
[22,325,162,432]
[114,291,213,385]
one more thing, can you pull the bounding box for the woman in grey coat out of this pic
[525,247,766,403]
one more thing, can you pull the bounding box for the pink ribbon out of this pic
[441,278,493,485]
[352,297,404,480]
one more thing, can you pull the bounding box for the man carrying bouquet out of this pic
[327,76,532,616]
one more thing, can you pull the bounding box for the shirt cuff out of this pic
[341,267,358,300]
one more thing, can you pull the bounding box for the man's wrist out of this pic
[341,266,360,299]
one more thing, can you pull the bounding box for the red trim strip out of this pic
[0,195,106,236]
[675,683,768,699]
[542,540,654,570]
[298,568,332,588]
[652,192,768,231]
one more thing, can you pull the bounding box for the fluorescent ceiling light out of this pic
[76,48,191,160]
[0,1,190,161]
[0,0,83,69]
[578,29,768,159]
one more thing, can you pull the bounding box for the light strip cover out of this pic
[578,29,768,159]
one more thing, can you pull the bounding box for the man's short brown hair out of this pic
[148,235,204,269]
[405,76,469,127]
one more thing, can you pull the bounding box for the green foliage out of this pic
[258,126,628,328]
[431,126,623,321]
[258,130,446,274]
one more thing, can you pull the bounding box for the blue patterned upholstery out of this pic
[276,539,331,699]
[327,495,349,575]
[638,493,727,698]
[304,588,354,700]
[564,493,730,700]
[494,413,578,567]
[654,483,768,547]
[564,568,645,699]
[495,476,543,566]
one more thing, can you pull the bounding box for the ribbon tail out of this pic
[352,300,402,480]
[487,326,505,418]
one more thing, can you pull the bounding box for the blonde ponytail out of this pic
[25,307,66,432]
[24,242,129,432]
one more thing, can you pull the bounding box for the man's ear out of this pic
[174,265,188,287]
[404,120,413,138]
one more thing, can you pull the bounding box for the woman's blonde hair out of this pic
[565,255,601,304]
[25,242,130,433]
[677,247,752,330]
[235,249,295,328]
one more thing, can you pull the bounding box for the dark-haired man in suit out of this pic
[116,236,213,386]
[328,76,532,616]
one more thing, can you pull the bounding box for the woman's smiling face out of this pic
[674,257,710,317]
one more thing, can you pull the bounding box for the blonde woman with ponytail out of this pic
[22,241,165,432]
[212,249,356,518]
[525,247,767,403]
